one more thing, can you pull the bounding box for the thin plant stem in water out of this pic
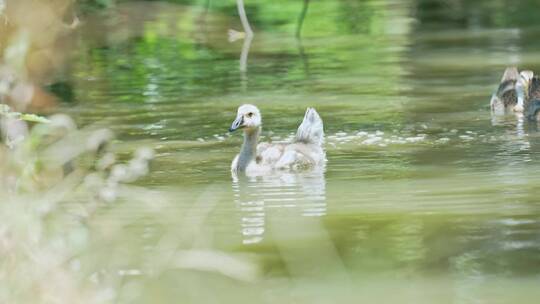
[240,34,253,91]
[296,37,309,78]
[195,0,212,44]
[236,0,253,37]
[236,0,254,90]
[296,0,310,39]
[295,0,310,77]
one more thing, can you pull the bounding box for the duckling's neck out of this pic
[238,127,260,171]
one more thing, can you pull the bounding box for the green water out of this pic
[56,0,540,302]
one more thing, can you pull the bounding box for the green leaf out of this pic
[19,113,51,123]
[0,104,50,123]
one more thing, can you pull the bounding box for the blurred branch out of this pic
[235,0,254,86]
[195,0,211,44]
[295,0,310,77]
[239,31,253,73]
[296,37,310,78]
[236,0,253,37]
[296,0,310,38]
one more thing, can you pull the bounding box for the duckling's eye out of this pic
[246,112,253,118]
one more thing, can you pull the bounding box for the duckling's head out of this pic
[229,104,261,132]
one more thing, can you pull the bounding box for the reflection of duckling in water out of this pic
[229,104,325,176]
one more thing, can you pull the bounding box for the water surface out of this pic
[54,0,540,302]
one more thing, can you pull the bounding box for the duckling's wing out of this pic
[274,143,324,170]
[491,67,519,111]
[491,79,517,113]
[295,108,324,146]
[256,143,285,165]
[497,79,516,95]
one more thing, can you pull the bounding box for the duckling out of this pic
[229,104,325,175]
[512,70,534,113]
[520,74,540,121]
[490,67,520,114]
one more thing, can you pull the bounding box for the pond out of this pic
[10,0,540,302]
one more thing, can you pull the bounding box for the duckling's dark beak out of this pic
[229,116,244,132]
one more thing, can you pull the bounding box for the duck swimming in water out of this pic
[229,104,325,175]
[515,73,540,121]
[490,67,536,115]
[490,67,524,114]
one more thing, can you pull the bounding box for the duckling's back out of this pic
[491,67,519,114]
[254,108,325,171]
[497,80,518,106]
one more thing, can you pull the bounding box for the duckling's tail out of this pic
[295,107,324,146]
[501,66,519,82]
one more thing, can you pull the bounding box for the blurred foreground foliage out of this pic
[0,2,262,302]
[0,1,146,302]
[0,0,411,298]
[4,0,540,302]
[0,112,155,303]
